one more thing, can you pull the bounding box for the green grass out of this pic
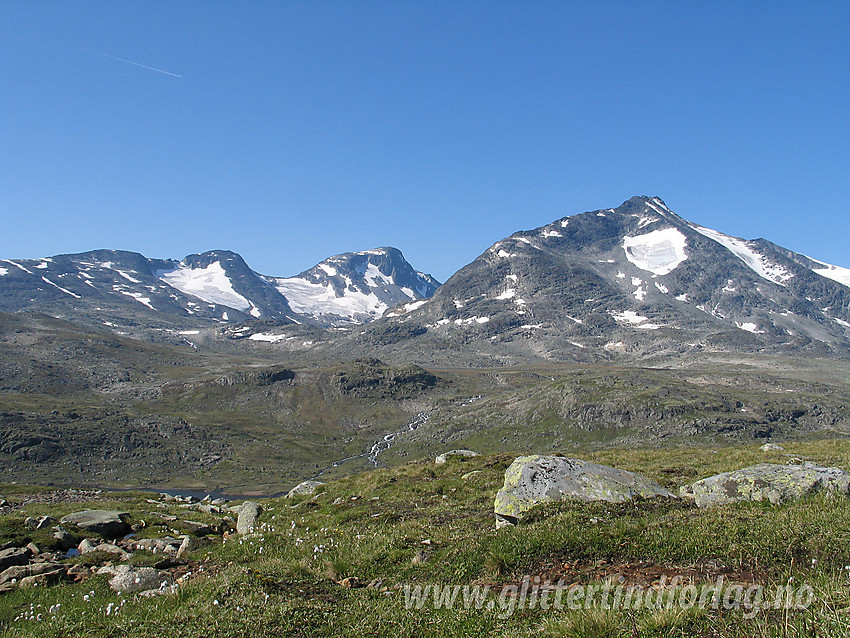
[3,439,850,636]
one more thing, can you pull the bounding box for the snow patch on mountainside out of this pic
[0,267,7,276]
[691,225,794,285]
[622,227,688,275]
[385,299,428,317]
[611,310,649,324]
[3,260,33,274]
[120,290,155,310]
[274,278,387,321]
[363,263,393,287]
[41,276,82,299]
[736,321,765,334]
[808,258,850,288]
[248,332,287,343]
[157,261,251,311]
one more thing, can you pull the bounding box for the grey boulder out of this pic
[236,501,263,535]
[286,481,324,498]
[494,455,675,525]
[97,565,172,593]
[681,463,850,508]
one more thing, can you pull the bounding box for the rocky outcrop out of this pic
[494,455,675,526]
[681,463,850,507]
[0,547,32,571]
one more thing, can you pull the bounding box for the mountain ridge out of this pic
[0,246,440,334]
[2,196,849,361]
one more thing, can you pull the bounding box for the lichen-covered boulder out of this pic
[681,463,850,508]
[435,450,479,465]
[494,455,675,525]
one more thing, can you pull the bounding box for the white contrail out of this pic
[82,48,183,78]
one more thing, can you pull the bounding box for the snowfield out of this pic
[808,258,850,289]
[157,261,251,312]
[274,277,388,321]
[622,227,689,275]
[691,224,794,285]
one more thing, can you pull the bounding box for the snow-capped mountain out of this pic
[267,247,440,326]
[0,247,438,331]
[366,196,850,361]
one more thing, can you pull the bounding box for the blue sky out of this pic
[2,1,848,282]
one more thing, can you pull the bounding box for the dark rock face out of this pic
[327,359,439,398]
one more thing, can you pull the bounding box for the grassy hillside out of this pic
[2,439,850,636]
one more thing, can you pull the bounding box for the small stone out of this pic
[17,565,66,588]
[78,539,98,554]
[412,551,429,565]
[92,543,131,561]
[179,520,213,536]
[337,576,362,588]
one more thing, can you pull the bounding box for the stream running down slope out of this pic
[310,412,431,480]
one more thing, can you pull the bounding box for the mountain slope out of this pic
[266,247,440,326]
[353,196,850,363]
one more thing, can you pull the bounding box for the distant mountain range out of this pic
[0,246,439,330]
[2,196,849,361]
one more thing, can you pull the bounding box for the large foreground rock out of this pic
[494,455,675,525]
[681,463,850,508]
[60,510,130,538]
